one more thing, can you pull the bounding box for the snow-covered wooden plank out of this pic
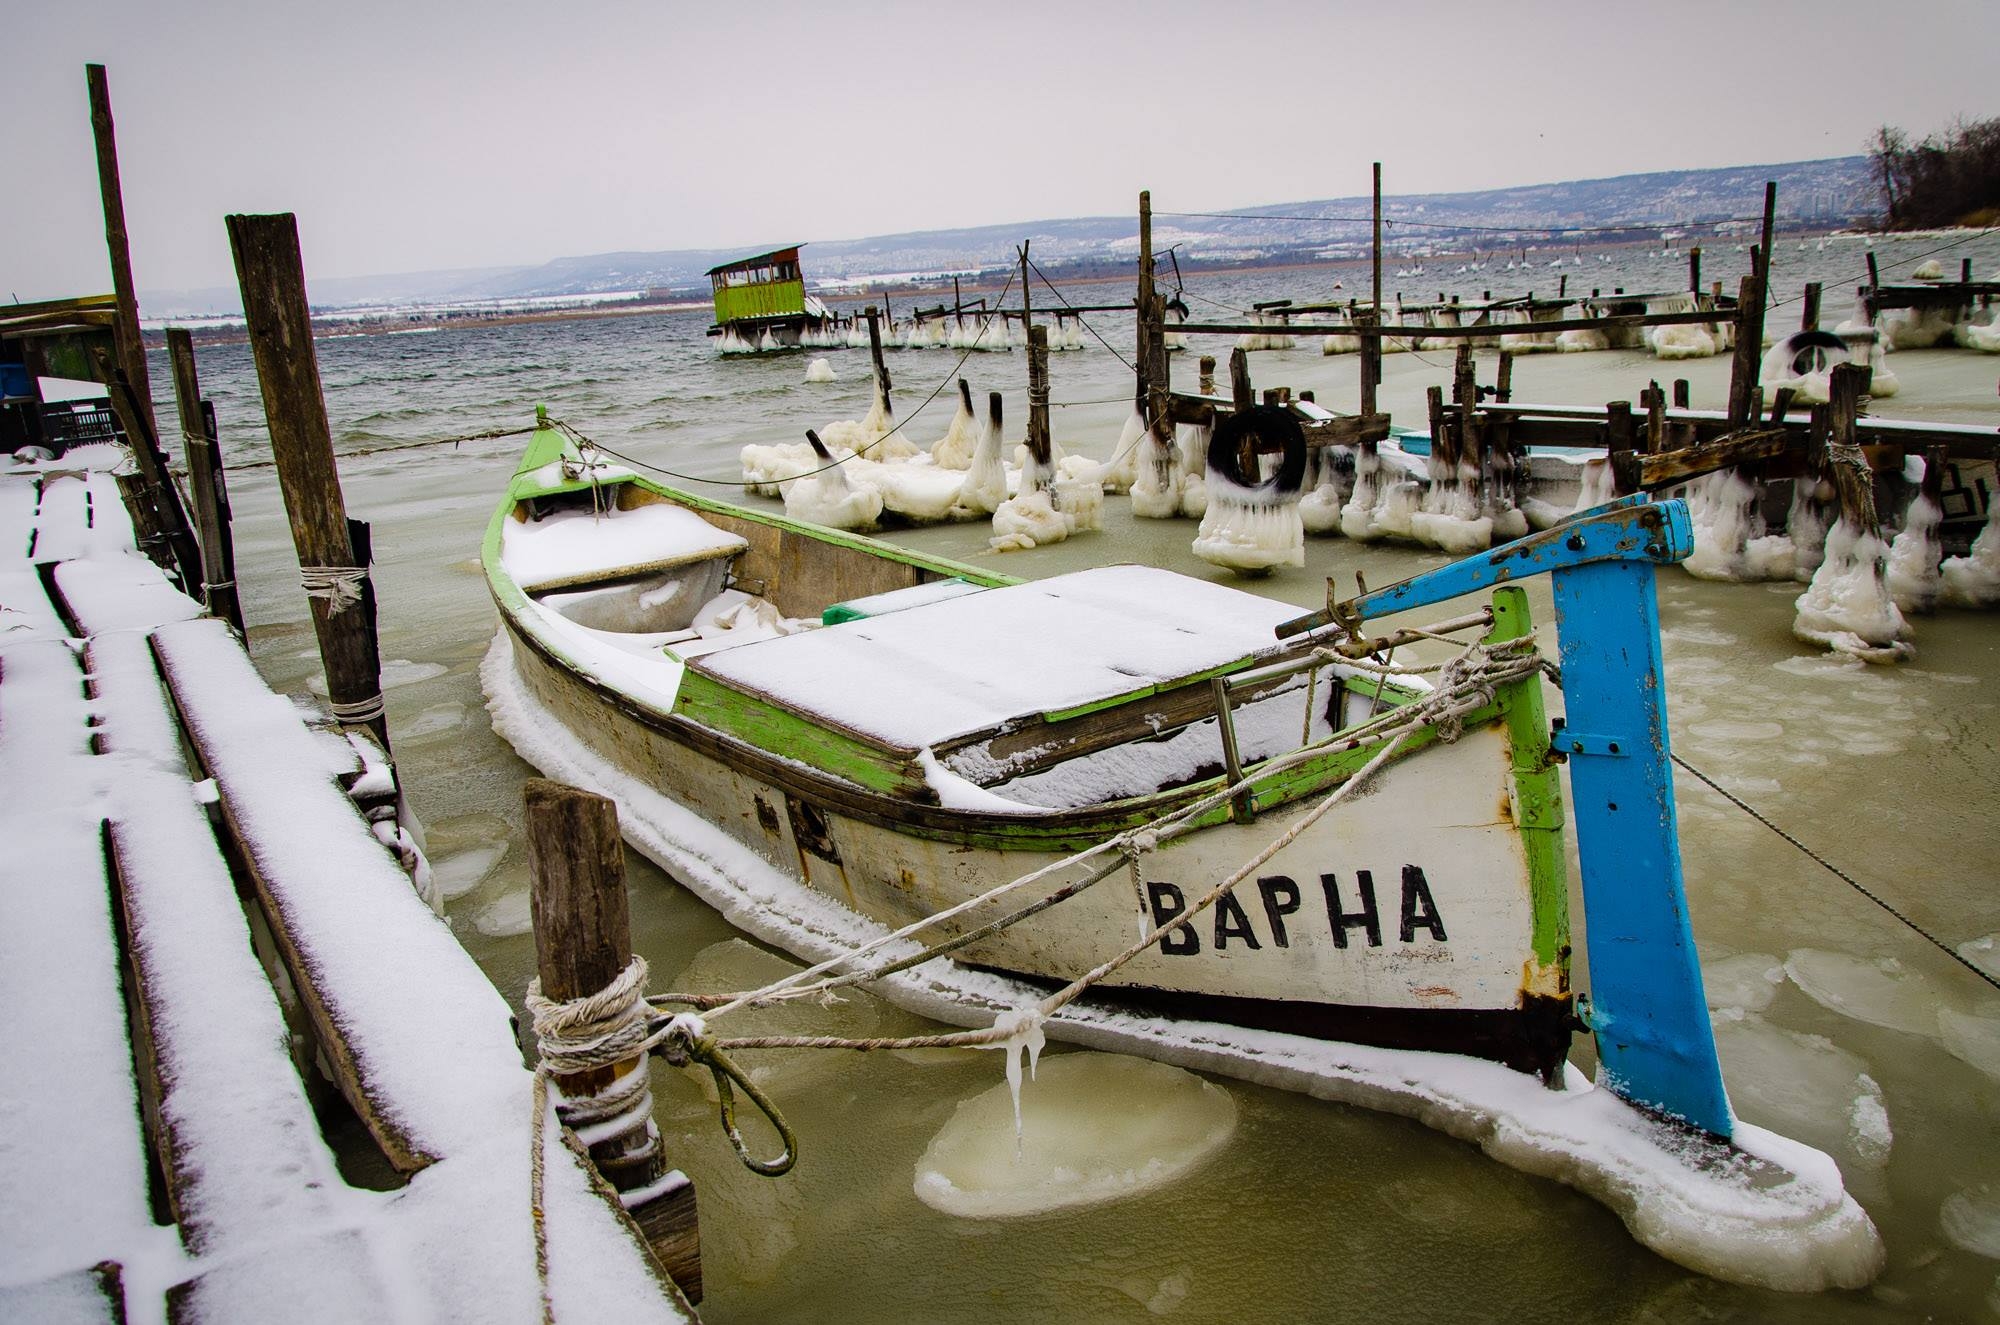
[0,636,158,1297]
[27,471,101,564]
[0,1264,124,1324]
[88,627,365,1266]
[151,617,692,1320]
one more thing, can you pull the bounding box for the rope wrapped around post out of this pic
[299,563,368,613]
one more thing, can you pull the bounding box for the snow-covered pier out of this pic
[0,460,695,1322]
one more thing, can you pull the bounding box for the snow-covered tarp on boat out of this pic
[691,564,1298,751]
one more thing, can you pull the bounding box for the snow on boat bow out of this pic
[481,413,1883,1291]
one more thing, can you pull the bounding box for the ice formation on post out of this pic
[929,378,980,470]
[804,356,837,384]
[1297,445,1350,535]
[1128,418,1183,519]
[1062,403,1144,495]
[1761,331,1851,406]
[1941,501,2000,607]
[1409,451,1495,556]
[953,392,1009,516]
[1175,420,1212,518]
[990,417,1067,552]
[1192,404,1306,572]
[1886,493,1944,613]
[1557,327,1611,353]
[781,430,882,531]
[1682,469,1768,582]
[1793,519,1914,662]
[1652,323,1720,360]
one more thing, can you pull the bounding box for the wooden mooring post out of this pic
[525,779,701,1304]
[1824,362,1879,537]
[166,329,244,634]
[226,213,390,752]
[1362,162,1383,417]
[87,63,156,436]
[1027,326,1052,463]
[864,306,890,405]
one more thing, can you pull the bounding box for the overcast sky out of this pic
[8,0,1996,302]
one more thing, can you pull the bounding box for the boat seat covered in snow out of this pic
[680,566,1301,787]
[502,498,749,594]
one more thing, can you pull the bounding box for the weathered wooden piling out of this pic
[1198,354,1217,397]
[1824,363,1879,537]
[1362,162,1383,417]
[1026,326,1052,464]
[86,64,155,436]
[525,778,701,1304]
[166,329,243,634]
[864,306,890,400]
[1800,282,1823,332]
[226,212,390,751]
[1229,347,1254,414]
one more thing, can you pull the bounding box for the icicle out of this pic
[1176,421,1212,519]
[1683,469,1767,581]
[973,1008,1047,1155]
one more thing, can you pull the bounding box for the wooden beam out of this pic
[1169,307,1733,339]
[1228,347,1254,414]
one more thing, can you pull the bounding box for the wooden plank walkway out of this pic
[0,463,694,1323]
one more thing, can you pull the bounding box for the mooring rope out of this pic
[298,564,367,613]
[1670,752,2000,993]
[658,632,1544,1041]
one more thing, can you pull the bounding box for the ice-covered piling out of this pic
[1192,404,1306,573]
[1885,453,1947,613]
[955,392,1009,516]
[1128,416,1183,519]
[929,378,979,469]
[1793,367,1913,662]
[1941,499,2000,607]
[783,430,882,531]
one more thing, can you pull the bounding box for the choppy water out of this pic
[154,237,2000,1323]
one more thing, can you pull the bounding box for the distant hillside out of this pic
[143,156,1876,316]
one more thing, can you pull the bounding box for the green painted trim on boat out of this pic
[671,666,925,796]
[1487,586,1570,975]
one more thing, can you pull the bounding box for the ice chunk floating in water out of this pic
[1784,949,1943,1039]
[913,1053,1236,1218]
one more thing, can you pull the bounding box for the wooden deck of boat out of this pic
[0,464,693,1322]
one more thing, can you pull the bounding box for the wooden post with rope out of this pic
[1198,354,1216,397]
[225,213,389,752]
[167,329,244,634]
[525,779,701,1304]
[1824,362,1878,538]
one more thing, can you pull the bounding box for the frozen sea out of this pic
[154,233,2000,1322]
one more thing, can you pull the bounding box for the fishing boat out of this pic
[481,409,1882,1291]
